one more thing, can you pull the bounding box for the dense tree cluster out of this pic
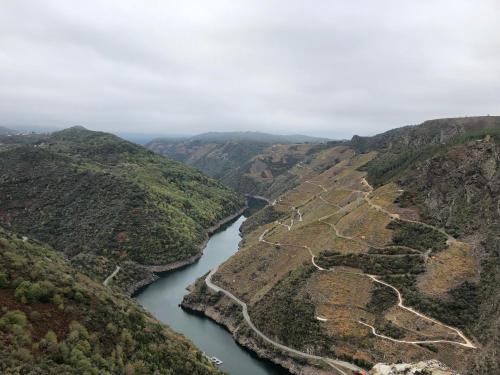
[0,227,222,375]
[0,127,244,293]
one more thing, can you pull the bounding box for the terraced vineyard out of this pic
[183,117,500,375]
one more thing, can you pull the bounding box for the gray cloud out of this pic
[1,0,499,138]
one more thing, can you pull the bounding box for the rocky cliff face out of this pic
[395,137,499,375]
[399,137,498,235]
[351,116,500,152]
[370,360,458,375]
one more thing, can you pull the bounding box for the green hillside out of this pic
[0,127,244,293]
[147,136,329,200]
[0,226,223,375]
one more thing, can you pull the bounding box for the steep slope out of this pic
[148,135,336,200]
[0,127,244,294]
[182,117,499,374]
[351,116,500,153]
[388,135,499,375]
[0,226,223,375]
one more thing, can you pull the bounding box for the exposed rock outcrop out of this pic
[370,360,458,375]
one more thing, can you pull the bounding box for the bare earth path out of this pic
[307,179,474,347]
[360,274,475,348]
[103,265,120,286]
[206,176,476,373]
[205,266,360,375]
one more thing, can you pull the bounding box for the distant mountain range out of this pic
[146,131,333,198]
[0,124,65,134]
[0,126,16,135]
[155,131,331,144]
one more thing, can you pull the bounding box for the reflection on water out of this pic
[136,215,289,375]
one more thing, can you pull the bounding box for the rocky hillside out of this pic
[147,133,332,199]
[182,116,499,375]
[351,116,500,153]
[0,226,223,375]
[0,127,244,294]
[369,360,458,375]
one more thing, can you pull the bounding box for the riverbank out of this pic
[136,215,290,375]
[181,288,333,375]
[128,205,247,296]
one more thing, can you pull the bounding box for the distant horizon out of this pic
[3,113,498,141]
[1,1,499,138]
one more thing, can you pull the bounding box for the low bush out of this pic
[387,220,447,253]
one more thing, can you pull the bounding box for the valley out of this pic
[2,2,498,373]
[136,214,290,375]
[0,127,244,374]
[181,117,500,375]
[0,127,244,295]
[1,117,498,375]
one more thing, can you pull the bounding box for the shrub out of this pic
[40,330,58,353]
[0,271,7,287]
[387,220,447,253]
[366,284,398,314]
[0,310,28,331]
[52,294,64,309]
[14,280,55,303]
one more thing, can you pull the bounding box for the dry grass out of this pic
[384,306,462,341]
[370,183,402,209]
[335,202,393,246]
[371,183,421,221]
[308,271,373,337]
[308,146,356,171]
[281,186,320,207]
[210,145,476,372]
[216,240,311,303]
[307,157,368,191]
[417,241,478,297]
[322,189,356,206]
[268,221,338,254]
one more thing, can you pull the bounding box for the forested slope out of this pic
[147,133,332,199]
[0,127,244,294]
[0,226,223,375]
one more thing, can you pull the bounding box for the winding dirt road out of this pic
[206,175,476,374]
[103,265,121,286]
[363,274,475,348]
[205,266,361,374]
[261,177,476,349]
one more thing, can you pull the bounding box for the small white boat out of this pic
[203,353,223,365]
[209,356,223,365]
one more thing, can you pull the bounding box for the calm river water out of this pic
[135,214,289,375]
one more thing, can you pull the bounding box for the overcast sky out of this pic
[1,1,499,138]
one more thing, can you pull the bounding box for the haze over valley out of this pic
[1,2,499,375]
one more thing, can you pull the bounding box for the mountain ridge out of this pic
[151,131,331,144]
[181,116,499,375]
[0,126,244,295]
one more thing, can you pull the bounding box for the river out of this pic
[135,213,290,375]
